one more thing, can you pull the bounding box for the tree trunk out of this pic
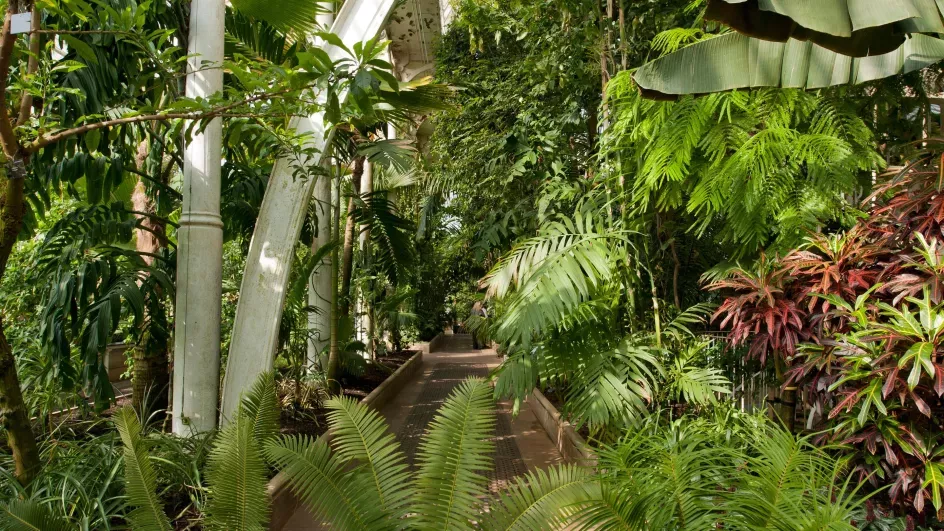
[131,141,170,423]
[132,347,169,421]
[338,156,364,320]
[0,320,38,486]
[770,356,797,432]
[359,162,373,360]
[326,170,343,394]
[669,239,681,308]
[780,386,798,433]
[0,168,39,485]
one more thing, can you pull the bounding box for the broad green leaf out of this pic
[61,35,99,65]
[84,128,101,153]
[633,32,944,98]
[925,462,944,511]
[902,342,936,390]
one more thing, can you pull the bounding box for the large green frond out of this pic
[238,371,281,444]
[204,374,280,531]
[325,396,412,521]
[570,486,635,530]
[413,377,495,530]
[483,212,629,346]
[706,0,944,56]
[265,435,390,530]
[0,501,71,531]
[729,429,861,529]
[483,464,598,531]
[114,407,173,531]
[228,0,325,35]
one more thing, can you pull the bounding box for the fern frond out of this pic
[413,377,496,530]
[239,371,281,444]
[114,407,173,531]
[484,212,629,345]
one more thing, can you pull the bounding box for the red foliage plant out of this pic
[707,148,944,521]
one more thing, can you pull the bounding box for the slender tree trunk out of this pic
[649,269,661,349]
[781,385,798,433]
[359,162,373,360]
[131,141,169,422]
[338,156,364,319]
[326,169,342,394]
[771,355,797,432]
[670,239,681,308]
[0,319,37,486]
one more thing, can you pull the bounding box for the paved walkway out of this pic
[282,333,563,530]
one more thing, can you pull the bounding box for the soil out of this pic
[4,350,419,451]
[278,349,417,439]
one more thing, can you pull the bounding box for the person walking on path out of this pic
[470,300,488,349]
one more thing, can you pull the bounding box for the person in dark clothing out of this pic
[470,301,488,349]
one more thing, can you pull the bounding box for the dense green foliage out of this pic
[6,0,944,528]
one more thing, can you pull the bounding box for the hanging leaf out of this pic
[633,32,944,99]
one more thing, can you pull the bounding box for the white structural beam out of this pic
[307,1,336,369]
[172,0,225,435]
[307,174,333,367]
[221,0,396,421]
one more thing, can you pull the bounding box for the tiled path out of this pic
[282,333,564,530]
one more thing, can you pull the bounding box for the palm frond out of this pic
[114,407,173,531]
[238,371,281,443]
[228,0,324,35]
[352,192,415,283]
[484,212,629,346]
[413,377,495,529]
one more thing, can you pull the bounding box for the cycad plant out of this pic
[1,374,594,530]
[271,377,596,530]
[577,414,866,530]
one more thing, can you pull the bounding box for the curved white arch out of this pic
[220,0,397,421]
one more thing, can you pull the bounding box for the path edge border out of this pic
[529,388,597,467]
[427,331,446,353]
[267,349,424,530]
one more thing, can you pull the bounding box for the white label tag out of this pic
[11,12,31,35]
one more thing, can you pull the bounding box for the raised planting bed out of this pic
[268,349,424,531]
[530,388,596,467]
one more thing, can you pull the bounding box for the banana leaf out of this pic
[707,0,944,56]
[633,32,944,99]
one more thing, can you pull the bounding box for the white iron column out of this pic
[172,0,225,435]
[307,173,334,368]
[317,0,335,30]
